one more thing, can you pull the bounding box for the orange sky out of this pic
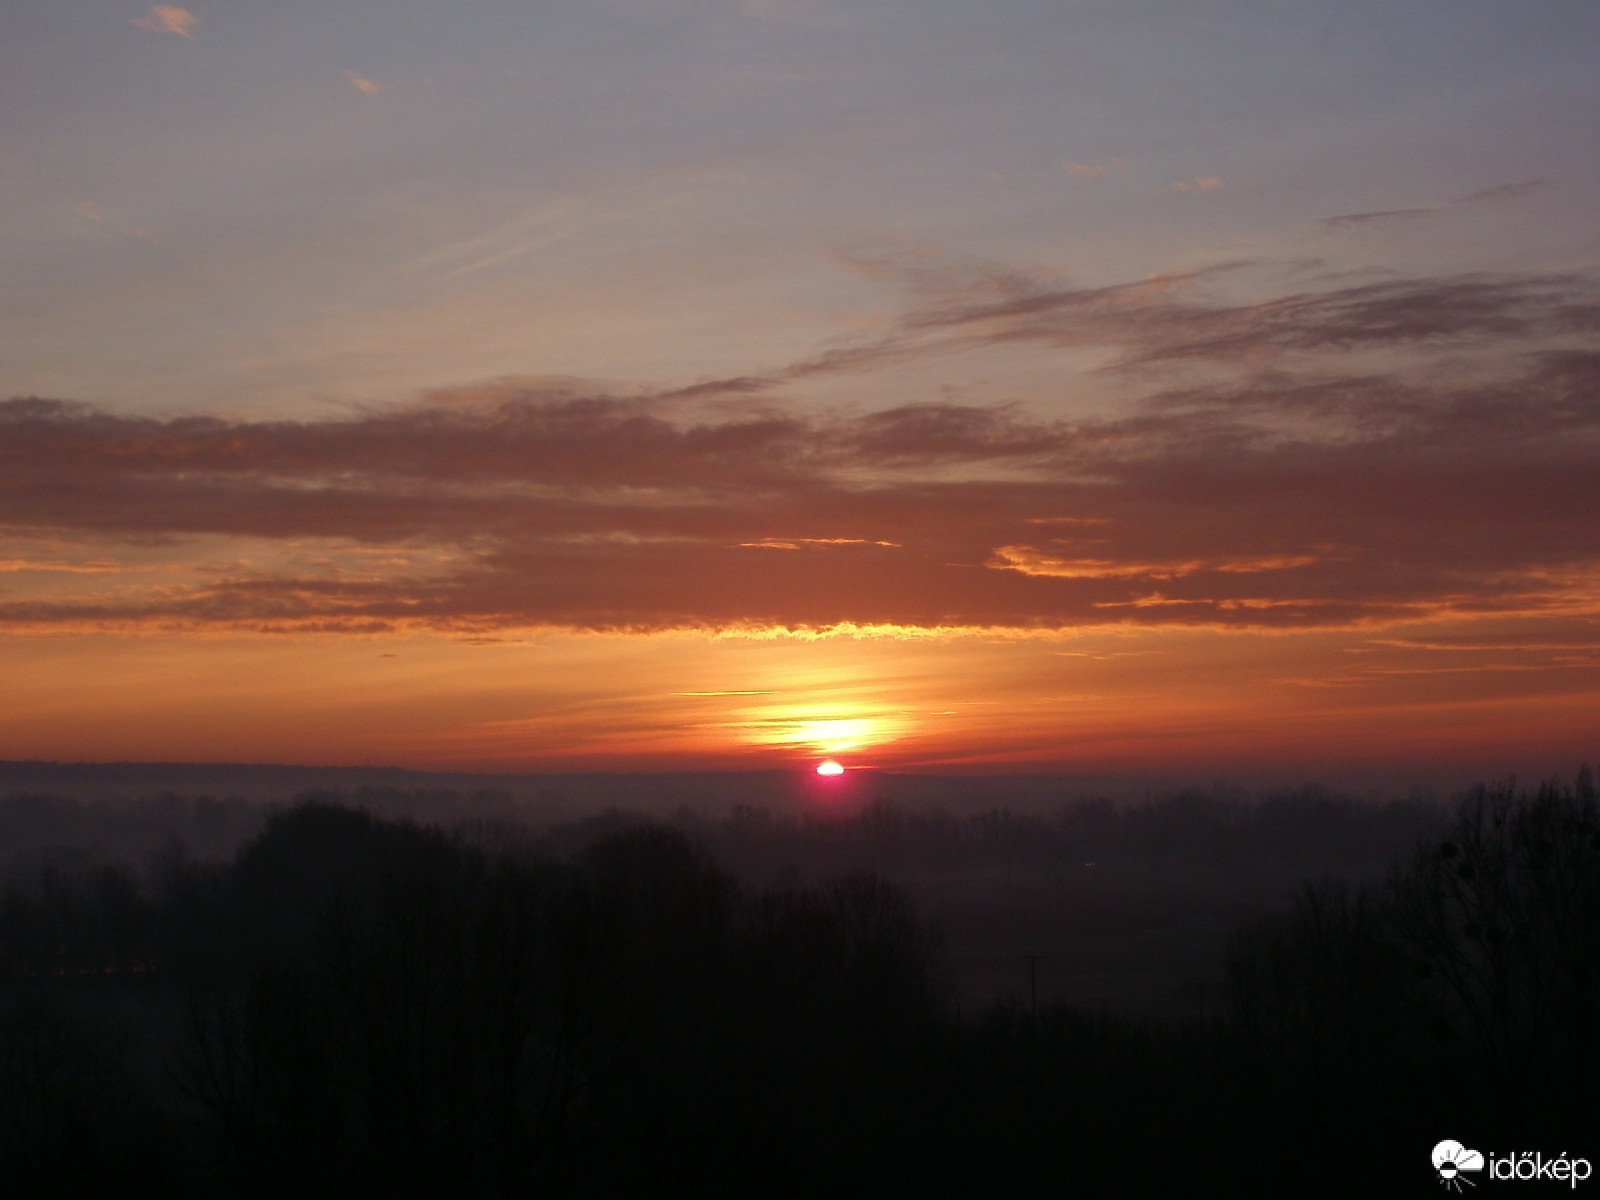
[4,616,1598,787]
[5,271,1600,784]
[5,300,1600,785]
[4,5,1599,787]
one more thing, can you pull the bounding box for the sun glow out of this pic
[792,718,876,753]
[816,759,845,776]
[724,697,906,758]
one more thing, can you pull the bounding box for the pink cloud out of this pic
[131,6,197,38]
[344,71,384,96]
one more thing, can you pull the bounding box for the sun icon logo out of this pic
[1431,1140,1484,1191]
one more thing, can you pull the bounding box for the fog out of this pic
[0,763,1447,1015]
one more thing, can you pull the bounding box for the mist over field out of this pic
[0,762,1450,1015]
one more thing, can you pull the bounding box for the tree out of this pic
[1389,780,1600,1137]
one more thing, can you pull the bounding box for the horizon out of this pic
[4,754,1592,809]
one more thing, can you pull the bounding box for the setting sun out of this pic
[816,759,845,776]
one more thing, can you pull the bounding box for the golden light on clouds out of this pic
[789,718,880,754]
[730,705,909,759]
[0,619,1596,782]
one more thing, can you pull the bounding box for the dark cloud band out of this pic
[3,265,1598,633]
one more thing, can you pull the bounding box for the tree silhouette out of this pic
[1390,779,1600,1138]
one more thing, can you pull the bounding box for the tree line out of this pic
[0,774,1595,1197]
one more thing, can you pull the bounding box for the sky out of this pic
[3,0,1599,784]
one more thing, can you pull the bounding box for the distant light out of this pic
[816,760,845,777]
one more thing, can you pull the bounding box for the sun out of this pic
[816,759,845,776]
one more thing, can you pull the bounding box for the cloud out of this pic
[1168,176,1223,193]
[0,559,138,574]
[834,248,1600,369]
[71,200,159,243]
[1456,179,1552,205]
[131,6,197,38]
[989,548,1319,580]
[1320,179,1552,231]
[3,362,1598,633]
[1319,205,1443,231]
[3,261,1598,636]
[344,71,384,96]
[1062,159,1127,179]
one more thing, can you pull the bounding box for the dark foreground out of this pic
[0,779,1596,1198]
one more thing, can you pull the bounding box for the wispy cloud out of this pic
[400,191,688,280]
[1457,179,1552,205]
[1168,176,1223,193]
[71,200,159,243]
[989,548,1320,580]
[1319,204,1444,231]
[673,690,777,696]
[0,559,140,574]
[799,247,1600,377]
[131,6,197,38]
[344,71,384,96]
[1320,178,1552,231]
[1062,158,1127,179]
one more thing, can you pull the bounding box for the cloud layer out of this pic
[4,264,1599,634]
